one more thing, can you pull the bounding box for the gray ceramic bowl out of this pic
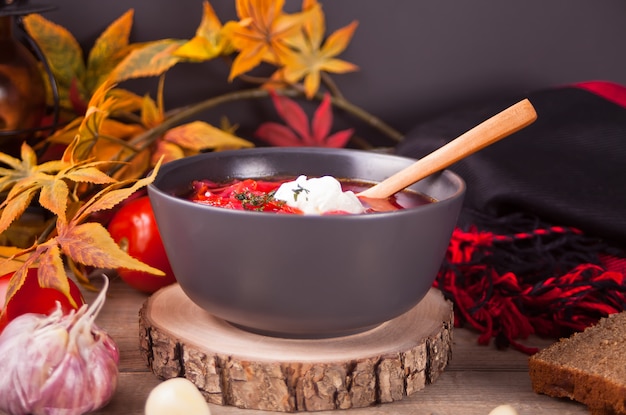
[148,147,465,338]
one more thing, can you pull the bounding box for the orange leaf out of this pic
[86,9,135,92]
[0,188,38,235]
[163,121,254,152]
[73,158,161,223]
[321,20,358,58]
[38,176,69,220]
[174,1,230,61]
[0,247,28,277]
[57,221,164,275]
[22,13,86,107]
[278,5,358,98]
[141,94,163,128]
[99,117,146,140]
[108,87,144,113]
[113,149,152,182]
[112,39,186,83]
[37,244,76,307]
[152,140,186,165]
[91,140,151,181]
[3,266,31,314]
[64,166,117,185]
[224,0,313,80]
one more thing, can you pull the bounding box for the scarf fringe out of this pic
[436,215,626,355]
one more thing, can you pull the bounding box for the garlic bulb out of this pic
[0,277,119,415]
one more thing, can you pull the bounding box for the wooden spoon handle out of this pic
[357,98,537,200]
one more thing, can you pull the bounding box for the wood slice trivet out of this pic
[139,284,453,412]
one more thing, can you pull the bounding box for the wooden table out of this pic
[89,277,589,415]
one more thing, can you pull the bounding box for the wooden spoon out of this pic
[357,98,537,205]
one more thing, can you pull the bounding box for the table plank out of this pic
[89,277,588,415]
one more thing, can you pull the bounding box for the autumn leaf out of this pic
[38,160,118,222]
[141,93,164,129]
[174,0,232,61]
[222,0,313,80]
[278,0,359,98]
[255,91,353,147]
[0,143,72,233]
[0,247,28,276]
[22,13,86,109]
[37,244,77,307]
[2,265,31,312]
[23,12,141,114]
[153,120,253,165]
[111,39,186,83]
[0,188,39,237]
[152,141,186,165]
[56,221,163,275]
[71,158,161,224]
[0,144,67,192]
[162,121,254,152]
[85,9,135,92]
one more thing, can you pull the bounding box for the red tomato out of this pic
[0,268,85,333]
[107,196,177,294]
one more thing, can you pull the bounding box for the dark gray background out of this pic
[40,0,626,144]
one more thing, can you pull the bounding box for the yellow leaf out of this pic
[175,1,231,61]
[73,158,161,222]
[0,247,28,275]
[174,36,222,62]
[111,148,152,181]
[111,39,186,83]
[0,212,50,249]
[152,140,186,165]
[322,21,359,58]
[45,118,82,145]
[22,14,86,106]
[3,266,31,311]
[163,121,254,151]
[108,87,144,113]
[19,141,38,168]
[38,245,77,307]
[196,1,224,38]
[65,166,118,185]
[0,188,38,235]
[58,222,164,275]
[86,9,135,92]
[280,9,359,98]
[0,151,22,170]
[141,94,163,128]
[38,176,69,220]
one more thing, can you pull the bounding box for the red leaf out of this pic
[254,122,303,147]
[325,128,354,148]
[269,90,311,142]
[311,93,333,144]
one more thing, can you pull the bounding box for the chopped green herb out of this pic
[292,184,310,201]
[233,190,286,211]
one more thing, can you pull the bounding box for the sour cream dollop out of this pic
[273,175,366,215]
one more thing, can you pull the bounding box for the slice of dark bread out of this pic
[528,312,626,415]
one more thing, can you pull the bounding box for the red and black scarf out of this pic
[397,81,626,354]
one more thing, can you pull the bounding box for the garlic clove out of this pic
[488,404,519,415]
[145,377,211,415]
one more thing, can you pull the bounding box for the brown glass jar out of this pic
[0,14,46,152]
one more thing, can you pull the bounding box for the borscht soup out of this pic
[184,176,436,215]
